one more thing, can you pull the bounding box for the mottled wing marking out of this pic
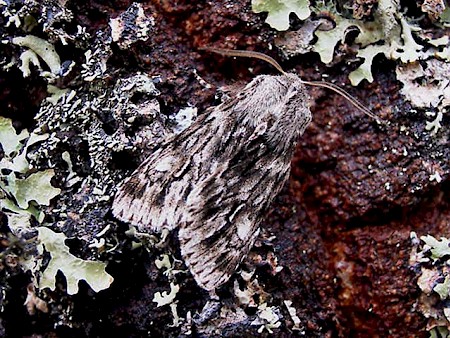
[179,137,293,290]
[112,113,212,231]
[112,74,312,290]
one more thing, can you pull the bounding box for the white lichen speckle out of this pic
[109,3,154,49]
[284,300,303,331]
[251,303,282,334]
[429,171,443,183]
[155,254,172,270]
[425,111,443,136]
[171,107,198,134]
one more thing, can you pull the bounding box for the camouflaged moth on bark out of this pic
[112,48,380,291]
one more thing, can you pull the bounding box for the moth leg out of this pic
[193,293,221,326]
[154,228,170,249]
[129,227,170,248]
[130,229,160,246]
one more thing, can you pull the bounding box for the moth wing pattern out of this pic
[112,74,312,290]
[179,136,293,291]
[112,112,211,231]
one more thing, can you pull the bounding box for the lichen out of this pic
[284,300,303,331]
[265,1,449,135]
[348,44,390,85]
[4,170,60,209]
[410,233,450,335]
[252,0,311,31]
[32,68,165,239]
[395,58,450,135]
[37,227,114,295]
[0,1,166,316]
[425,111,443,136]
[419,235,450,262]
[109,2,154,49]
[152,282,180,307]
[0,116,28,156]
[12,35,61,76]
[0,117,56,235]
[251,303,282,334]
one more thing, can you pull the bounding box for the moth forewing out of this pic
[112,72,312,290]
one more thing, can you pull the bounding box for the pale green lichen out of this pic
[2,133,49,174]
[46,85,70,105]
[152,282,180,307]
[5,170,60,209]
[348,45,390,85]
[0,117,54,231]
[0,117,58,211]
[411,234,450,336]
[420,235,450,262]
[262,0,450,136]
[17,49,41,77]
[395,63,443,109]
[266,0,450,132]
[317,1,449,136]
[1,1,21,28]
[0,116,28,156]
[1,197,44,228]
[37,226,114,295]
[313,18,355,64]
[311,6,385,65]
[153,254,184,326]
[153,256,183,326]
[395,59,449,135]
[314,3,426,85]
[0,111,119,295]
[12,35,61,76]
[427,35,449,47]
[390,16,423,63]
[252,0,310,31]
[155,254,172,270]
[434,275,450,300]
[169,302,181,327]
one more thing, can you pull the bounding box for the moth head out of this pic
[231,72,310,136]
[200,47,383,124]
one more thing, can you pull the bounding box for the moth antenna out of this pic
[199,47,287,75]
[200,47,383,124]
[302,80,384,124]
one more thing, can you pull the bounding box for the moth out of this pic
[112,48,380,291]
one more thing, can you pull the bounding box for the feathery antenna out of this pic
[200,46,383,124]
